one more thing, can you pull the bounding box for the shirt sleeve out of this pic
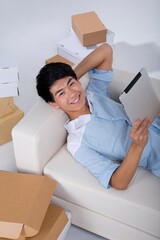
[87,68,113,98]
[73,145,120,189]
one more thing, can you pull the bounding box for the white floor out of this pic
[65,225,106,240]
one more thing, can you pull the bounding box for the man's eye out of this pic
[70,82,75,86]
[59,92,64,97]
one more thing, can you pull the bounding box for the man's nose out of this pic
[65,87,75,99]
[66,86,74,95]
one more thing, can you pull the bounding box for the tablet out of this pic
[119,68,160,124]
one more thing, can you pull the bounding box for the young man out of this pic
[36,43,160,190]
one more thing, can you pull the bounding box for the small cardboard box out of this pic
[0,106,24,145]
[0,171,57,239]
[72,11,107,46]
[45,55,74,67]
[0,97,17,118]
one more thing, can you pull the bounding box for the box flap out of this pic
[0,171,56,239]
[0,222,23,239]
[26,204,68,240]
[0,205,69,240]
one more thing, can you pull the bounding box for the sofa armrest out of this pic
[12,99,68,174]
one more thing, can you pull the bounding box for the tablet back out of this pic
[119,68,160,124]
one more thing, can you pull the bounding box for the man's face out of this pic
[49,76,86,118]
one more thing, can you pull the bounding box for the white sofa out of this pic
[12,69,160,240]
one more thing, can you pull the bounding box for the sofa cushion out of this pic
[44,144,160,239]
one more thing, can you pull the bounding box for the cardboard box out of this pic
[0,204,69,240]
[72,11,107,46]
[0,67,19,98]
[0,97,17,118]
[27,204,68,240]
[45,55,74,67]
[0,106,24,145]
[0,171,57,239]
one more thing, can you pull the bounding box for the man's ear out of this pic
[49,102,60,109]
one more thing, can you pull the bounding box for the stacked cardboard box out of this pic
[0,171,70,240]
[0,97,24,145]
[72,11,107,46]
[45,54,74,67]
[57,11,114,64]
[0,67,23,145]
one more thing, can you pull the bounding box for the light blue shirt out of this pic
[65,69,160,188]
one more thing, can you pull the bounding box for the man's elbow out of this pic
[113,183,129,190]
[110,178,129,190]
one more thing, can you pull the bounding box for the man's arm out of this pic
[110,118,151,190]
[74,43,113,80]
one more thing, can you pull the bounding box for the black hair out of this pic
[36,62,77,102]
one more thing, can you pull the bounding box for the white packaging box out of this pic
[0,82,19,97]
[57,28,115,64]
[0,67,19,97]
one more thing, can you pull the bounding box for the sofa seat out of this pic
[44,144,160,240]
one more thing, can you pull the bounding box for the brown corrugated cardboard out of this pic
[0,171,57,239]
[0,204,68,240]
[0,106,24,145]
[0,97,17,117]
[45,55,74,67]
[26,204,68,240]
[72,11,107,46]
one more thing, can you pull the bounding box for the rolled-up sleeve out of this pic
[74,146,119,189]
[87,68,113,97]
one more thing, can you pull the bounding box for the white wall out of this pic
[0,0,160,112]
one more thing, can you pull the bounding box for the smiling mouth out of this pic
[70,95,80,104]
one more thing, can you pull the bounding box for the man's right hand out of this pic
[130,118,151,150]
